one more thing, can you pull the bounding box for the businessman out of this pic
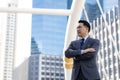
[65,20,100,80]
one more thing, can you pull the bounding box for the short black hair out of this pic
[78,20,90,32]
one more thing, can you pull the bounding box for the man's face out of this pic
[77,23,88,37]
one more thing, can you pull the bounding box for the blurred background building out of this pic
[30,0,72,79]
[92,2,120,80]
[31,37,41,54]
[0,1,17,80]
[0,0,32,80]
[32,0,72,55]
[29,54,64,80]
[81,0,103,22]
[104,0,118,12]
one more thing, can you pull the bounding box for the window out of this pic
[46,72,49,75]
[41,78,44,80]
[41,72,44,75]
[35,77,38,80]
[55,73,59,76]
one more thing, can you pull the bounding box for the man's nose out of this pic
[77,28,80,30]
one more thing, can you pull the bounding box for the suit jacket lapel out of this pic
[77,39,81,49]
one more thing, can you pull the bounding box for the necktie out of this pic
[81,38,85,46]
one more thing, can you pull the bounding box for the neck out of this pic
[81,34,88,38]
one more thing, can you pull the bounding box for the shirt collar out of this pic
[80,35,89,41]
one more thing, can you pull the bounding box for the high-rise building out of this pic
[92,5,120,80]
[0,0,32,80]
[67,0,72,9]
[29,54,64,80]
[32,0,72,55]
[31,37,41,54]
[0,1,17,80]
[103,0,118,12]
[81,0,103,22]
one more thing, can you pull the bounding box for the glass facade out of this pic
[31,37,41,54]
[67,0,72,9]
[32,0,72,55]
[81,0,103,22]
[103,0,118,12]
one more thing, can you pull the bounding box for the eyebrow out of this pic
[77,26,82,28]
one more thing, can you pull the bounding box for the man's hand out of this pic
[83,48,96,54]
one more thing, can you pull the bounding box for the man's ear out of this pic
[85,27,89,32]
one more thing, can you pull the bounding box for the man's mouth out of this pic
[78,32,81,34]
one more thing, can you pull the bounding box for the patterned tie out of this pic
[81,38,85,46]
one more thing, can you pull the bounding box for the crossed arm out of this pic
[65,40,100,60]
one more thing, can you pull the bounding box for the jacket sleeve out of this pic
[65,41,82,58]
[78,39,100,60]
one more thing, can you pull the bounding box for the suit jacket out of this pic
[65,37,100,80]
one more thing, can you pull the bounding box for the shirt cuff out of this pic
[81,50,84,54]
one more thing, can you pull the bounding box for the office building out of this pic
[29,54,64,80]
[31,37,41,54]
[0,0,32,80]
[0,1,17,80]
[103,0,118,12]
[81,0,103,22]
[32,0,72,55]
[92,5,120,80]
[81,0,118,23]
[67,0,72,9]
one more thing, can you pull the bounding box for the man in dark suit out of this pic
[65,20,100,80]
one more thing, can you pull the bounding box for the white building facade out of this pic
[92,6,120,80]
[0,1,17,80]
[0,0,32,80]
[29,54,65,80]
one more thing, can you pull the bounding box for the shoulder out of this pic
[91,38,99,41]
[89,37,100,43]
[71,39,80,44]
